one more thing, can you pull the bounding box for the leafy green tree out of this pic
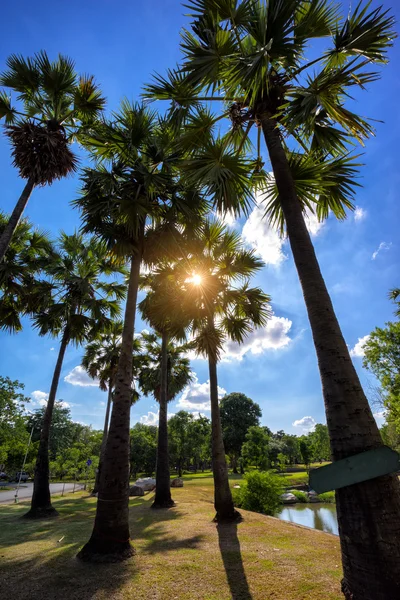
[220,392,262,473]
[130,423,158,478]
[136,330,193,507]
[363,321,400,430]
[168,411,193,477]
[0,51,105,259]
[0,213,54,332]
[233,470,283,516]
[184,221,270,521]
[0,376,30,469]
[267,438,285,468]
[299,439,312,474]
[27,403,78,461]
[146,3,400,593]
[280,434,301,465]
[25,233,123,519]
[241,425,270,471]
[187,414,212,471]
[308,424,331,462]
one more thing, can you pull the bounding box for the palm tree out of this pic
[82,320,123,496]
[75,104,206,561]
[0,51,105,260]
[0,212,53,332]
[145,3,400,595]
[24,233,124,519]
[182,220,271,521]
[136,319,194,508]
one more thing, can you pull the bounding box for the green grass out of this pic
[0,471,342,600]
[0,486,13,492]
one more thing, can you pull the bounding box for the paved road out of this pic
[0,482,84,504]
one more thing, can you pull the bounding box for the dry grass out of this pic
[0,473,342,600]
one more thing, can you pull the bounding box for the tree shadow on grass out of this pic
[217,521,253,600]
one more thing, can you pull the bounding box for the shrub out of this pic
[232,470,284,516]
[289,489,308,503]
[318,491,336,503]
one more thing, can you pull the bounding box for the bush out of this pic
[318,491,336,503]
[289,489,308,503]
[232,470,284,516]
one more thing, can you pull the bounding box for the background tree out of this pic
[0,376,30,470]
[220,392,262,473]
[0,51,105,259]
[145,3,400,594]
[0,213,53,332]
[187,415,212,471]
[241,425,270,471]
[299,439,312,474]
[184,221,271,521]
[136,330,193,507]
[308,424,331,463]
[82,321,127,495]
[25,233,123,519]
[168,411,193,477]
[130,423,158,479]
[363,321,400,431]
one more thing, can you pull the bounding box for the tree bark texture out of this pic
[0,178,35,261]
[260,114,400,600]
[77,233,143,562]
[24,327,69,518]
[152,331,174,508]
[92,382,113,496]
[208,356,240,522]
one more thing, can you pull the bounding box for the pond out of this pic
[276,503,338,535]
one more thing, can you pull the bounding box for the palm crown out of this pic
[0,213,54,332]
[32,233,125,345]
[181,220,271,362]
[144,0,396,228]
[0,51,105,185]
[137,331,194,402]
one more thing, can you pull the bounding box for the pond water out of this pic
[276,503,338,535]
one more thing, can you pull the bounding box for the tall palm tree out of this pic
[75,104,206,561]
[145,3,400,595]
[82,320,124,496]
[182,221,271,521]
[136,312,194,508]
[0,212,53,332]
[0,51,105,260]
[24,233,124,519]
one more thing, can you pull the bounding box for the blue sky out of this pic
[1,0,399,435]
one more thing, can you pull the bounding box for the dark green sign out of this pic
[309,446,400,494]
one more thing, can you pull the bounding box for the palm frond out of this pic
[0,91,17,124]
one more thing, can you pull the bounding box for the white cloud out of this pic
[242,201,286,266]
[303,208,324,236]
[215,209,237,228]
[31,390,49,406]
[30,390,70,409]
[354,206,366,222]
[349,334,370,358]
[293,416,316,432]
[140,410,175,425]
[176,373,226,411]
[373,411,386,421]
[99,401,105,407]
[64,366,99,387]
[50,347,55,351]
[222,315,293,361]
[372,241,392,260]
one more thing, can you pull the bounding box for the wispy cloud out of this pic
[354,206,367,222]
[372,241,392,260]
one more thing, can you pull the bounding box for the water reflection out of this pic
[276,503,338,535]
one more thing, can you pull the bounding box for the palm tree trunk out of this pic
[92,381,113,496]
[0,178,35,261]
[208,356,240,522]
[260,114,400,600]
[153,331,174,508]
[24,326,69,519]
[77,231,144,563]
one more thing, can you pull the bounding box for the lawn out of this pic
[0,472,342,600]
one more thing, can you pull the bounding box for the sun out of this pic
[191,273,202,286]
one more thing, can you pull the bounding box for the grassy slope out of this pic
[0,472,342,600]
